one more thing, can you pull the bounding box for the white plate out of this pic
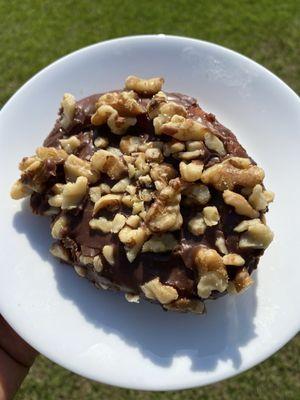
[0,35,299,391]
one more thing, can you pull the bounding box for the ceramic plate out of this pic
[0,35,299,391]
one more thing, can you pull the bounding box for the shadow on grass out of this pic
[13,201,257,374]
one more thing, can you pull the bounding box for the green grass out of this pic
[1,0,299,398]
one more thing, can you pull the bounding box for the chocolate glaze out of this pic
[36,91,263,301]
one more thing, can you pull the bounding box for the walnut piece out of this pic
[215,234,228,255]
[141,277,178,304]
[125,293,140,303]
[94,91,144,117]
[102,245,115,265]
[194,247,226,274]
[93,255,103,272]
[163,299,205,314]
[118,226,149,262]
[93,194,122,216]
[239,220,274,249]
[50,243,70,262]
[64,154,99,183]
[94,136,109,149]
[203,206,220,226]
[125,75,164,96]
[89,186,102,203]
[10,179,32,199]
[61,176,88,210]
[59,136,81,154]
[232,268,253,293]
[201,158,265,191]
[223,190,259,218]
[36,147,68,161]
[248,184,268,211]
[51,215,68,239]
[146,91,168,119]
[120,135,143,154]
[89,217,112,233]
[91,104,137,134]
[91,149,127,180]
[197,271,228,299]
[142,233,178,253]
[188,213,207,236]
[60,93,76,129]
[184,184,211,205]
[111,178,130,193]
[126,215,141,228]
[204,132,226,155]
[145,148,163,163]
[155,115,210,141]
[223,253,245,266]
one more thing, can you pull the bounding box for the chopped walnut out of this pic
[248,184,268,211]
[111,178,130,193]
[179,160,203,182]
[95,91,144,117]
[79,255,94,266]
[102,245,115,265]
[50,243,70,263]
[134,153,150,177]
[10,179,32,199]
[132,200,145,214]
[188,213,207,236]
[186,140,204,151]
[93,255,103,272]
[36,147,68,162]
[201,158,265,191]
[163,141,185,156]
[197,271,228,299]
[89,186,102,203]
[234,218,262,233]
[233,268,253,293]
[89,217,112,233]
[163,299,205,314]
[111,213,126,233]
[91,104,137,134]
[93,194,122,216]
[120,135,142,154]
[138,188,153,202]
[177,149,203,160]
[61,176,88,210]
[125,75,164,96]
[156,114,210,141]
[203,206,220,226]
[119,226,149,262]
[51,215,68,239]
[91,149,127,180]
[60,93,76,129]
[183,184,211,205]
[64,154,99,183]
[126,215,141,228]
[94,136,109,149]
[263,190,275,203]
[74,265,86,277]
[146,91,168,119]
[100,183,111,194]
[204,132,226,155]
[125,293,140,303]
[141,277,178,304]
[223,190,259,218]
[194,247,225,274]
[215,234,228,255]
[59,136,81,154]
[150,163,177,187]
[223,253,245,266]
[138,175,152,187]
[145,193,183,233]
[145,148,163,163]
[239,220,274,249]
[142,233,178,253]
[159,102,187,118]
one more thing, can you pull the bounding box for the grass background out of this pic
[0,0,299,398]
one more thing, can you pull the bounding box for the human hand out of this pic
[0,315,37,400]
